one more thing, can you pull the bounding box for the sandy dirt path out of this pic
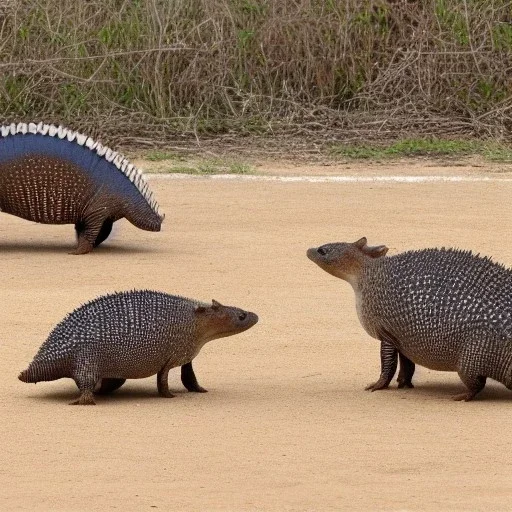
[1,165,512,511]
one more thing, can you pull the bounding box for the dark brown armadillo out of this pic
[307,237,512,401]
[19,291,258,405]
[0,122,163,254]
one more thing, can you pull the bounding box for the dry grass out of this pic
[1,1,512,145]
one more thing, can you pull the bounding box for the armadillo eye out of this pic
[238,312,247,321]
[317,247,328,256]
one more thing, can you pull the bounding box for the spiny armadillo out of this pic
[0,122,163,254]
[307,237,512,401]
[19,290,258,405]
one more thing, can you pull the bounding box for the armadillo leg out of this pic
[397,353,415,388]
[71,366,98,405]
[72,211,108,255]
[365,340,398,391]
[74,220,94,255]
[70,390,96,405]
[70,384,97,405]
[453,374,486,402]
[95,378,126,395]
[454,344,488,401]
[181,362,208,393]
[94,219,114,247]
[157,364,175,398]
[72,235,94,255]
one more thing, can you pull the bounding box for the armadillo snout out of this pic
[307,247,327,264]
[245,312,258,328]
[306,247,318,260]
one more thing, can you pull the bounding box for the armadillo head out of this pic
[307,237,388,284]
[194,300,259,342]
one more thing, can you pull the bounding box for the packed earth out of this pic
[2,160,512,511]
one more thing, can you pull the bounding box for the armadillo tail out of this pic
[18,359,68,383]
[18,368,35,383]
[125,204,163,232]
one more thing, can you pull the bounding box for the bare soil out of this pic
[1,161,512,511]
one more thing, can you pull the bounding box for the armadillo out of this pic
[19,291,258,405]
[307,237,512,401]
[0,122,163,254]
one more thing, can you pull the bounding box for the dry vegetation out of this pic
[1,0,512,146]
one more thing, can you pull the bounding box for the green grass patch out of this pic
[150,158,255,175]
[481,146,512,163]
[227,162,253,174]
[330,139,512,162]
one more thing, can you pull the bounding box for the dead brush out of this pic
[0,0,512,144]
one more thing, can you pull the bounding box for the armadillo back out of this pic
[0,123,162,228]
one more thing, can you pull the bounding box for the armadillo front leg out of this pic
[365,340,398,391]
[181,362,208,393]
[157,361,176,398]
[397,352,415,388]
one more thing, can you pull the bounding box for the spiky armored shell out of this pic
[22,291,198,381]
[0,122,164,253]
[19,290,258,404]
[308,239,512,399]
[359,248,512,371]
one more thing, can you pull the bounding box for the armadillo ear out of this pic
[211,299,223,310]
[354,237,367,248]
[361,245,389,258]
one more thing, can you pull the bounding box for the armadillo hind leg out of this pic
[453,373,487,402]
[94,219,114,248]
[70,367,99,405]
[72,211,109,255]
[365,339,398,391]
[157,363,176,398]
[453,342,490,401]
[94,378,126,395]
[72,235,94,255]
[397,353,415,389]
[70,389,96,405]
[181,362,208,393]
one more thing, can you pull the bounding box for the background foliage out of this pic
[1,0,512,144]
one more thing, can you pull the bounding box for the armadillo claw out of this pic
[365,379,390,392]
[158,390,176,398]
[69,391,96,405]
[452,391,478,402]
[69,246,93,256]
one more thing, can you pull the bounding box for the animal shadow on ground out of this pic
[0,240,159,254]
[24,382,274,406]
[26,385,191,405]
[406,381,512,402]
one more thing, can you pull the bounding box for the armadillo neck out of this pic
[346,257,376,290]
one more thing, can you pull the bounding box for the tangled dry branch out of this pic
[1,0,512,145]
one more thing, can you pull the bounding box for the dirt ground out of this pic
[1,161,512,511]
